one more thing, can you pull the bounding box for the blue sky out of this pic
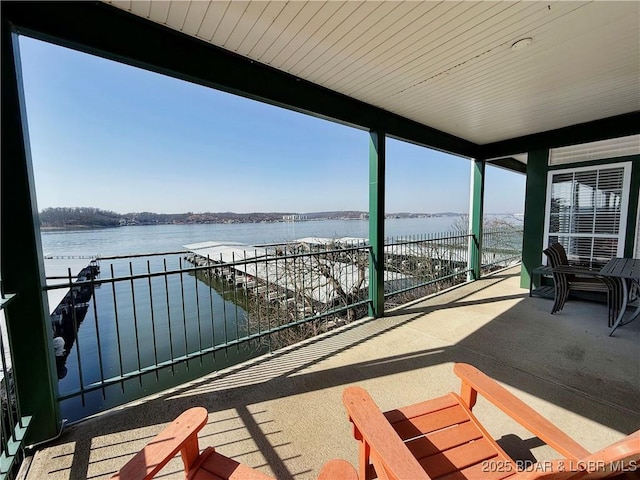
[18,36,524,214]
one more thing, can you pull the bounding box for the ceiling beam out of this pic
[2,1,480,159]
[486,158,527,175]
[479,112,640,159]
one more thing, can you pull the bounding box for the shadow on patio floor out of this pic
[25,267,640,480]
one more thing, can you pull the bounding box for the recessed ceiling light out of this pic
[511,37,533,51]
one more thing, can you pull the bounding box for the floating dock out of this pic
[184,240,409,306]
[44,256,99,317]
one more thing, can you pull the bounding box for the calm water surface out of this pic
[40,217,464,257]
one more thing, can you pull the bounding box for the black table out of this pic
[599,257,640,336]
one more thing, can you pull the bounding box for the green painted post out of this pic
[1,27,61,443]
[520,150,549,289]
[369,130,385,318]
[469,159,485,280]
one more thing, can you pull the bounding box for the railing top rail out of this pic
[97,250,189,260]
[385,232,470,245]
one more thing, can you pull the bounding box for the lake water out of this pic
[40,216,465,257]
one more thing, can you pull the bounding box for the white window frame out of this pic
[543,161,632,264]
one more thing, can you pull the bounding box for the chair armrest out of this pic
[111,407,209,480]
[343,386,428,479]
[317,459,358,480]
[453,364,590,460]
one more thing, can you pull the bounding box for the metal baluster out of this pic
[89,268,106,399]
[220,253,229,356]
[251,250,258,335]
[231,252,239,352]
[282,251,290,352]
[271,249,279,352]
[128,262,142,386]
[0,319,14,462]
[207,255,215,360]
[68,268,86,407]
[162,259,175,376]
[178,258,189,369]
[110,264,125,393]
[194,259,203,365]
[146,260,159,380]
[301,251,307,320]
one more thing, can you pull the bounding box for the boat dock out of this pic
[184,240,409,307]
[44,256,99,318]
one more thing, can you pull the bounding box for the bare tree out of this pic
[383,231,469,308]
[232,240,370,351]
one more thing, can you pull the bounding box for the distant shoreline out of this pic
[38,213,524,232]
[39,208,475,230]
[40,225,120,231]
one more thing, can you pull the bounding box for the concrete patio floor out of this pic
[22,267,640,479]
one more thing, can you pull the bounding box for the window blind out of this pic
[546,164,628,266]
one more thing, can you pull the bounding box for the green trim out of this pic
[0,416,31,479]
[623,156,640,257]
[368,130,385,318]
[480,113,640,159]
[1,26,61,443]
[469,159,485,280]
[487,157,526,174]
[520,150,549,289]
[1,1,478,159]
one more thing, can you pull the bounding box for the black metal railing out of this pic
[0,293,31,480]
[383,231,472,306]
[481,227,524,273]
[45,244,372,421]
[43,228,523,422]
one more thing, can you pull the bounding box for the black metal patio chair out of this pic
[542,243,620,324]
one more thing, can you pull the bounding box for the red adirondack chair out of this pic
[343,363,639,480]
[112,406,357,480]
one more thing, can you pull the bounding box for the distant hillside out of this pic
[40,207,121,228]
[39,207,465,229]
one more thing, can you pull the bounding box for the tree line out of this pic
[40,207,121,228]
[38,207,381,228]
[38,207,300,227]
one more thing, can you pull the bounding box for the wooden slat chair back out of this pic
[542,243,612,317]
[111,407,357,480]
[343,363,639,480]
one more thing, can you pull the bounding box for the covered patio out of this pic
[23,267,639,479]
[1,1,639,478]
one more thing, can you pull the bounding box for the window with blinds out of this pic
[544,162,631,266]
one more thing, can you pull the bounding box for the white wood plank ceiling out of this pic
[106,1,639,146]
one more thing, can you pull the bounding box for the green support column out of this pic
[1,26,61,442]
[469,159,485,280]
[520,150,549,289]
[623,156,640,258]
[369,130,385,318]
